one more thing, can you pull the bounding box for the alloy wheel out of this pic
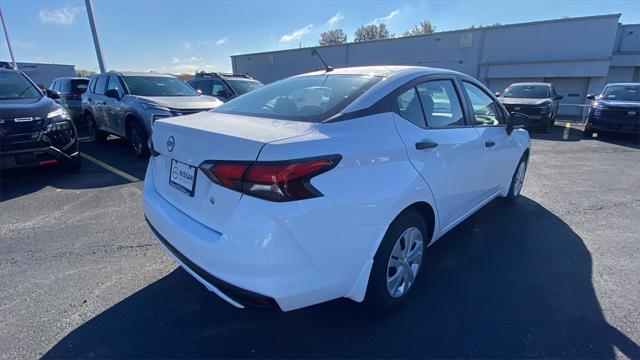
[513,161,527,197]
[386,227,424,298]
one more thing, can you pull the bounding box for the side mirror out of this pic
[47,90,61,100]
[586,94,595,100]
[494,92,501,97]
[554,94,564,100]
[105,89,121,100]
[196,89,203,95]
[506,112,527,135]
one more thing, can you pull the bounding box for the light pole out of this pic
[85,0,106,73]
[0,3,17,68]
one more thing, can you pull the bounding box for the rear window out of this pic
[70,79,89,93]
[212,74,381,122]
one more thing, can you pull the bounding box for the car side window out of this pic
[194,79,212,95]
[395,87,425,127]
[211,79,229,97]
[94,76,107,95]
[106,75,123,96]
[463,82,504,126]
[61,80,71,93]
[49,80,57,91]
[416,80,465,128]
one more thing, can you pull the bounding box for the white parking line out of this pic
[563,122,571,140]
[80,152,141,183]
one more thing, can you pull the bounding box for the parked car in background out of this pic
[497,82,562,133]
[0,67,80,170]
[584,83,640,138]
[187,73,264,102]
[46,77,89,123]
[144,66,530,312]
[82,71,222,157]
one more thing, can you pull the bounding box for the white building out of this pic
[15,62,76,89]
[231,14,640,117]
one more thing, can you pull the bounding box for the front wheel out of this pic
[503,154,528,203]
[127,120,150,158]
[365,210,427,311]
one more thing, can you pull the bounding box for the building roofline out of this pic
[231,13,622,58]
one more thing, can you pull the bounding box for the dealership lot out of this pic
[0,123,639,359]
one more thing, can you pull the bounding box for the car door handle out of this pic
[415,139,438,150]
[485,140,496,148]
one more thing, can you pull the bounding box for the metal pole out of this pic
[0,4,17,68]
[85,0,106,73]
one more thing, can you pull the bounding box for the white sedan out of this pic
[143,66,530,311]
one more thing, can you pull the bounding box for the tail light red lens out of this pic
[200,155,341,202]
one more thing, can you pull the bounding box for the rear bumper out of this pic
[142,162,383,311]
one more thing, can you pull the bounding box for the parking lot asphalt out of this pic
[1,123,639,359]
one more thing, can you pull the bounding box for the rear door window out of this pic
[395,87,425,127]
[416,80,465,128]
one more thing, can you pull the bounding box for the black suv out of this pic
[0,67,80,170]
[585,83,640,138]
[187,73,263,102]
[46,77,89,123]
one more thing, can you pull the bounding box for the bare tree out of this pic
[319,28,347,46]
[75,69,97,78]
[404,20,437,36]
[354,24,393,42]
[468,22,502,29]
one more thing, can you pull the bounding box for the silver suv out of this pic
[82,71,222,157]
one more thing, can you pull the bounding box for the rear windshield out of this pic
[602,85,639,102]
[503,85,550,99]
[70,79,89,93]
[122,76,198,97]
[212,74,382,122]
[0,71,41,100]
[225,78,264,95]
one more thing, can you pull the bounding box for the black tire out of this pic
[502,153,528,203]
[86,113,107,143]
[365,210,428,312]
[127,119,150,158]
[61,154,82,171]
[583,126,594,138]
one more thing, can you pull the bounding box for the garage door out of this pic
[544,77,589,119]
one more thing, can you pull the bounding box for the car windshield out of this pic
[122,76,198,97]
[503,85,550,99]
[70,79,89,94]
[0,71,41,100]
[602,85,640,102]
[212,74,381,122]
[225,78,264,95]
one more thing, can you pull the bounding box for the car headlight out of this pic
[539,101,552,113]
[47,108,69,120]
[139,102,171,112]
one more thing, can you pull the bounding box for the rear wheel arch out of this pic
[401,202,435,244]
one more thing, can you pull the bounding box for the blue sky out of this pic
[1,0,639,73]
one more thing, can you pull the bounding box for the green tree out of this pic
[75,69,97,78]
[354,23,393,42]
[319,28,347,46]
[404,20,437,36]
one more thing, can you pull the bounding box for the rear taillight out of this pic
[200,155,341,202]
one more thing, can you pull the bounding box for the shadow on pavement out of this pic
[43,197,640,359]
[0,136,148,202]
[528,122,640,149]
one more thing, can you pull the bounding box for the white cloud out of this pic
[279,24,313,43]
[182,41,193,49]
[327,12,344,26]
[38,6,82,25]
[373,10,399,23]
[158,56,220,74]
[215,37,228,45]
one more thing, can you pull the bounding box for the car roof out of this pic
[299,65,463,79]
[109,71,174,77]
[53,77,89,81]
[508,82,552,87]
[605,83,640,86]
